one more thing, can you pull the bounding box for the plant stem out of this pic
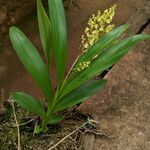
[44,46,83,127]
[57,54,81,99]
[43,89,58,128]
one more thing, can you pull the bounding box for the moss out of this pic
[0,105,85,150]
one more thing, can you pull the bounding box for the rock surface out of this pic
[78,1,150,150]
[92,24,150,150]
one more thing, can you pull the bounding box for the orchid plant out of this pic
[9,0,150,133]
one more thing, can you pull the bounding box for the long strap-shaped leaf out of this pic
[61,34,150,97]
[9,27,53,103]
[37,0,52,67]
[75,24,129,67]
[11,92,45,118]
[48,0,67,85]
[53,80,107,113]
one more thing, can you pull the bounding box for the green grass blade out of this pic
[75,24,129,67]
[9,27,53,103]
[37,0,52,67]
[48,0,67,85]
[53,80,107,113]
[61,34,150,97]
[11,92,45,118]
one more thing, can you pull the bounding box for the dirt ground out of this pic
[0,0,150,149]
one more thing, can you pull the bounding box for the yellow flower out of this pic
[75,4,116,72]
[74,61,91,72]
[83,43,89,49]
[81,4,116,53]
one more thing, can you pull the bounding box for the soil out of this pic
[0,0,149,150]
[0,104,86,150]
[0,0,36,41]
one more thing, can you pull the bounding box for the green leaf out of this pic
[75,24,129,67]
[34,124,44,134]
[48,114,64,124]
[11,92,45,117]
[48,0,67,85]
[53,80,107,113]
[61,34,150,97]
[9,27,53,103]
[37,0,52,67]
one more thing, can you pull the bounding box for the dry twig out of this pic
[11,100,21,150]
[47,121,88,150]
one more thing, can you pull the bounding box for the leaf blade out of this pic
[37,0,52,67]
[48,114,64,124]
[75,24,129,67]
[61,34,150,97]
[53,80,107,113]
[11,92,45,118]
[48,0,67,85]
[9,27,53,103]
